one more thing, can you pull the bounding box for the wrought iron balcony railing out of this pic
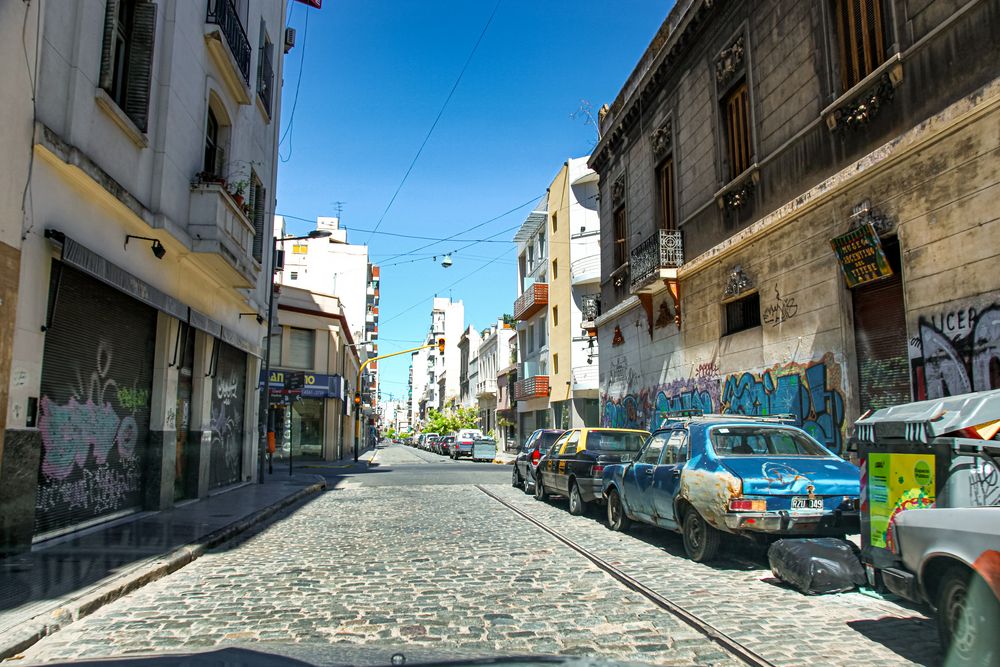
[630,229,683,293]
[581,294,601,322]
[207,0,251,84]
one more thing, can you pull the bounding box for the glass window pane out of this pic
[288,328,314,368]
[639,434,667,464]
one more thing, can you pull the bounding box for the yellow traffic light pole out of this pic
[354,338,445,460]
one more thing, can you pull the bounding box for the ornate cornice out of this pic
[650,118,673,157]
[715,34,745,87]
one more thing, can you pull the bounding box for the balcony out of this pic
[581,294,601,323]
[514,375,549,401]
[572,365,599,393]
[366,311,375,324]
[188,183,259,288]
[570,254,600,285]
[513,282,548,320]
[205,0,252,104]
[630,229,683,294]
[477,378,497,398]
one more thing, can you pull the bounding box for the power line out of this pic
[276,211,515,243]
[365,0,504,242]
[278,6,311,162]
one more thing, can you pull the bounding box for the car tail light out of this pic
[591,464,604,477]
[531,449,540,463]
[728,498,766,512]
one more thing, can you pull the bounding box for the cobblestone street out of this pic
[18,446,940,666]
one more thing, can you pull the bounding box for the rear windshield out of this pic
[443,436,455,442]
[710,426,830,457]
[537,431,564,450]
[585,431,647,452]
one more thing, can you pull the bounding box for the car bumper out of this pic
[454,445,473,457]
[721,510,860,534]
[578,478,603,503]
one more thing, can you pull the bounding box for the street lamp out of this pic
[258,229,333,483]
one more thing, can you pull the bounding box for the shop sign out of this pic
[867,452,936,550]
[830,222,893,287]
[260,370,343,399]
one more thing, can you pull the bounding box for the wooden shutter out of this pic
[725,82,751,180]
[658,158,675,231]
[124,1,156,132]
[252,180,266,262]
[835,0,886,90]
[99,0,120,92]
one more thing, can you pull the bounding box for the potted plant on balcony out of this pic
[502,313,514,329]
[193,171,226,188]
[225,160,261,208]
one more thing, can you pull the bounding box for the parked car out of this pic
[512,429,565,492]
[440,435,456,456]
[535,428,650,516]
[425,434,441,453]
[602,417,861,562]
[452,429,483,459]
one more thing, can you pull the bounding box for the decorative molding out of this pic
[723,179,754,210]
[723,264,753,299]
[715,35,745,86]
[829,72,896,131]
[649,117,673,157]
[612,325,625,346]
[848,199,895,236]
[611,171,627,207]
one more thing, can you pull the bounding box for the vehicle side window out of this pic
[561,431,581,455]
[549,432,570,456]
[639,434,667,464]
[663,430,688,464]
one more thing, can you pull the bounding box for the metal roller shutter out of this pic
[35,262,157,536]
[209,341,247,488]
[852,239,910,412]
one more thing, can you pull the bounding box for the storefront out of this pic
[263,370,343,460]
[208,340,248,489]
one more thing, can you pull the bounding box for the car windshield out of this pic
[586,431,647,452]
[710,426,831,457]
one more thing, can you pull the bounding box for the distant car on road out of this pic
[440,435,456,456]
[452,429,483,459]
[512,429,565,492]
[602,417,860,562]
[534,428,650,516]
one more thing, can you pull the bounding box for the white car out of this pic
[452,429,483,459]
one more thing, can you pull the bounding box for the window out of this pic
[710,426,830,457]
[538,233,546,260]
[613,207,628,268]
[833,0,887,91]
[256,21,275,118]
[561,431,581,455]
[526,326,534,353]
[99,0,157,132]
[639,434,667,464]
[538,317,546,348]
[289,271,298,280]
[723,81,752,180]
[586,431,646,452]
[249,171,265,262]
[292,244,308,254]
[553,353,559,375]
[657,158,676,231]
[663,430,689,464]
[204,108,224,176]
[724,291,761,335]
[552,212,558,233]
[553,306,558,328]
[552,259,558,280]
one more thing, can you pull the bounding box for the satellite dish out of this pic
[441,254,453,268]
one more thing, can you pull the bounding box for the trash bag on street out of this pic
[768,537,866,595]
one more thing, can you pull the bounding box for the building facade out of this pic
[421,297,464,413]
[2,0,289,553]
[458,325,480,409]
[476,320,516,440]
[513,211,552,438]
[590,0,1000,451]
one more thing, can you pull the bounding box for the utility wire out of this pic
[278,6,311,161]
[365,0,504,242]
[276,211,515,243]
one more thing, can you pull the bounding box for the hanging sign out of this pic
[830,222,893,288]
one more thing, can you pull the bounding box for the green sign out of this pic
[830,222,893,288]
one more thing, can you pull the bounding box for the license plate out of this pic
[791,497,824,510]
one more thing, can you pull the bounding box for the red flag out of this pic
[293,0,321,7]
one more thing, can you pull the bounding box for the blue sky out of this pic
[275,1,672,402]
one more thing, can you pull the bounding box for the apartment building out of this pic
[513,211,551,438]
[476,319,516,440]
[458,325,480,409]
[590,0,1000,450]
[421,297,464,413]
[1,0,289,554]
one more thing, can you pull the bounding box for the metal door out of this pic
[209,341,247,488]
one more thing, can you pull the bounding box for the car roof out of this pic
[577,427,650,435]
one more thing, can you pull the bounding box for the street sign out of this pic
[285,371,305,391]
[830,222,893,288]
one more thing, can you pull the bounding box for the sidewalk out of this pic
[0,474,325,659]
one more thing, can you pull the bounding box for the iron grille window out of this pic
[724,292,761,336]
[99,0,157,132]
[834,0,887,91]
[256,22,274,118]
[657,157,676,231]
[613,207,628,268]
[249,171,265,262]
[723,81,752,180]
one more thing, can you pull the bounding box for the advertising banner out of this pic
[867,452,936,550]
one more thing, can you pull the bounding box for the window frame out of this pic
[639,433,668,465]
[832,0,888,92]
[613,206,628,268]
[723,291,762,336]
[722,80,752,181]
[656,156,677,231]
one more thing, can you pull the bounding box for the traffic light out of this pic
[354,391,361,406]
[438,337,445,353]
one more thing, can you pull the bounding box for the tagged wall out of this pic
[910,302,1000,400]
[601,352,847,453]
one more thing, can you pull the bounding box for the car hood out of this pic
[719,457,860,496]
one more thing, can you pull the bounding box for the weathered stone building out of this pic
[590,0,1000,453]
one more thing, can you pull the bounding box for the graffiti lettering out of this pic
[12,368,28,386]
[694,361,720,381]
[35,457,140,515]
[762,285,798,327]
[116,387,149,411]
[602,377,720,431]
[912,304,1000,399]
[216,374,240,406]
[969,457,1000,507]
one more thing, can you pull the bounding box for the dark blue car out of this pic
[601,417,860,562]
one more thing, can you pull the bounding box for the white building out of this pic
[458,325,480,409]
[2,0,289,554]
[423,297,463,411]
[476,320,516,440]
[408,347,429,429]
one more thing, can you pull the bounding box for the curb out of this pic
[1,479,326,661]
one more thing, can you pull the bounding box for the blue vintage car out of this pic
[601,417,860,562]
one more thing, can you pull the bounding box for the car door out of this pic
[539,432,569,491]
[651,429,688,527]
[555,430,581,495]
[626,432,669,519]
[519,430,539,478]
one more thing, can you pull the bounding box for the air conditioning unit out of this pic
[284,27,296,53]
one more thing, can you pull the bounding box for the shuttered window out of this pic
[724,292,761,336]
[256,21,274,118]
[723,82,752,181]
[657,157,676,231]
[613,207,628,268]
[249,171,266,262]
[288,327,315,368]
[834,0,887,91]
[99,0,157,132]
[204,109,224,177]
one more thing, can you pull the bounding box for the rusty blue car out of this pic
[601,416,861,562]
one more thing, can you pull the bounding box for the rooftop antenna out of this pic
[332,201,345,223]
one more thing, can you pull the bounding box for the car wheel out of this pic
[606,488,630,532]
[523,470,535,494]
[512,466,521,488]
[534,473,547,501]
[937,566,1000,664]
[681,508,721,562]
[568,481,587,516]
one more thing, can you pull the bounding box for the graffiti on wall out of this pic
[911,304,1000,399]
[762,285,798,327]
[601,353,847,452]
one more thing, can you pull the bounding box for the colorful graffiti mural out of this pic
[911,304,1000,399]
[601,354,846,452]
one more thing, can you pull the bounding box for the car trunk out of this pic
[719,457,860,496]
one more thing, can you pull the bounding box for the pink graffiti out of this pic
[38,396,137,480]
